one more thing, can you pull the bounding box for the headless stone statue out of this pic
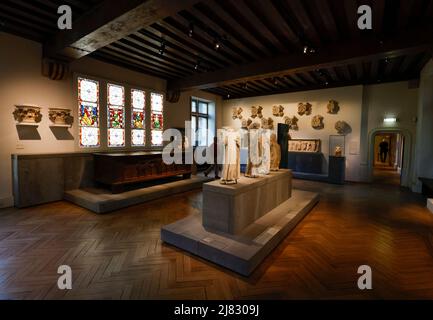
[270,133,281,171]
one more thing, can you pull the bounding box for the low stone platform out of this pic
[203,170,292,234]
[161,189,319,276]
[65,176,212,213]
[428,199,433,214]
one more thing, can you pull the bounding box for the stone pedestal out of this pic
[428,199,433,214]
[202,170,292,234]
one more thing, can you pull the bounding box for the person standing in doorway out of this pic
[379,138,389,163]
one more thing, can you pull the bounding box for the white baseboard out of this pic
[428,199,433,214]
[0,196,14,209]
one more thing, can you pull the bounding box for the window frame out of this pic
[191,97,209,147]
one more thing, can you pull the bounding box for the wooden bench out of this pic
[419,178,433,198]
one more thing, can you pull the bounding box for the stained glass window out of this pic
[131,89,145,146]
[151,92,164,146]
[107,84,125,147]
[78,77,100,147]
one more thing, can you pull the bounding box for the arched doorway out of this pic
[368,128,413,187]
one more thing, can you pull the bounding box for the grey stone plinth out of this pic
[428,199,433,214]
[161,189,319,276]
[202,170,292,235]
[64,176,212,213]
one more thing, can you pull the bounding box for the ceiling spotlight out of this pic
[325,81,329,86]
[159,40,166,55]
[309,47,316,54]
[273,78,279,85]
[214,38,221,51]
[243,82,248,89]
[194,58,201,70]
[226,93,230,99]
[385,57,390,64]
[188,22,194,38]
[303,46,308,54]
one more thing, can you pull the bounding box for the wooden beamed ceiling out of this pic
[1,0,433,99]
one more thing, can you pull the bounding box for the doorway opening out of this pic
[372,132,405,186]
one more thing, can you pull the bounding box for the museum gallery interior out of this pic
[0,0,433,300]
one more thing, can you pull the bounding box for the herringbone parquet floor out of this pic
[0,179,433,300]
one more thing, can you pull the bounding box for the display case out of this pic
[329,135,345,157]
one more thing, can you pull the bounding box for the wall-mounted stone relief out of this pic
[251,106,263,119]
[298,102,312,116]
[335,120,351,135]
[283,116,299,131]
[232,107,243,120]
[311,115,324,130]
[261,117,274,130]
[13,105,43,124]
[327,100,340,114]
[48,108,74,127]
[272,105,284,117]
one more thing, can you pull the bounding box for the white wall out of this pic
[361,82,419,187]
[0,32,221,208]
[414,59,433,192]
[222,86,364,181]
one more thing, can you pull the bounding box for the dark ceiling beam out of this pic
[98,47,183,78]
[223,74,420,100]
[0,3,55,28]
[343,0,360,38]
[280,76,298,88]
[245,82,268,93]
[150,21,230,68]
[314,0,340,42]
[139,28,221,70]
[167,16,245,63]
[373,0,386,37]
[178,8,257,61]
[44,0,204,60]
[192,2,264,59]
[205,0,272,57]
[113,39,193,75]
[285,0,322,47]
[123,34,198,70]
[370,59,379,80]
[91,51,176,79]
[228,0,287,54]
[326,67,340,82]
[256,0,302,51]
[167,25,433,91]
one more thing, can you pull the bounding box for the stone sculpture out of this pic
[284,116,299,131]
[272,105,284,117]
[220,128,241,184]
[288,140,320,153]
[312,115,324,130]
[261,117,274,130]
[13,105,42,124]
[298,102,312,116]
[245,123,262,178]
[270,133,281,171]
[232,107,243,120]
[257,130,271,175]
[335,120,351,135]
[48,108,74,127]
[327,100,340,114]
[251,106,263,119]
[334,146,343,157]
